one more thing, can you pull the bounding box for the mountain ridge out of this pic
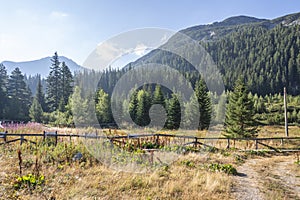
[122,12,300,95]
[1,56,84,77]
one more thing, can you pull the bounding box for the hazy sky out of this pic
[0,0,299,65]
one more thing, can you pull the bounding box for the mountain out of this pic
[123,12,300,96]
[179,12,300,41]
[1,56,84,77]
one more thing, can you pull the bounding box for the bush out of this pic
[14,173,45,190]
[207,163,237,175]
[180,160,195,168]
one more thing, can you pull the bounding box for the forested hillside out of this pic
[127,12,300,96]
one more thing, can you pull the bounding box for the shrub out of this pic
[14,173,45,190]
[180,160,195,168]
[207,163,237,175]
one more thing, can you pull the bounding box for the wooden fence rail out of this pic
[0,132,299,152]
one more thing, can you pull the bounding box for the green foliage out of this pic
[152,84,165,106]
[246,150,267,156]
[136,89,152,126]
[205,24,300,96]
[166,93,181,130]
[96,89,113,124]
[129,90,139,123]
[14,174,45,190]
[224,78,258,138]
[195,79,212,130]
[60,61,73,107]
[46,52,73,112]
[207,163,237,175]
[7,67,32,121]
[0,64,8,119]
[46,52,61,112]
[180,160,196,168]
[29,98,43,123]
[69,86,96,126]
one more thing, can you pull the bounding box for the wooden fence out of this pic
[0,131,299,152]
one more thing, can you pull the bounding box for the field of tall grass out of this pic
[0,124,299,199]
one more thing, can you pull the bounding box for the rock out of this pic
[72,152,83,161]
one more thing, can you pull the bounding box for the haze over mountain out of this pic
[1,56,84,77]
[123,12,300,95]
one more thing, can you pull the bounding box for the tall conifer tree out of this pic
[224,78,258,138]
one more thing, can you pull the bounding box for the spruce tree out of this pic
[0,64,8,119]
[69,86,87,125]
[151,84,166,126]
[129,90,138,123]
[36,76,46,111]
[29,98,43,123]
[166,93,181,130]
[152,84,165,106]
[136,90,151,126]
[61,61,73,106]
[96,89,112,124]
[224,78,258,138]
[46,52,61,112]
[195,79,212,130]
[7,68,31,121]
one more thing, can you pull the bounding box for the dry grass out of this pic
[240,154,300,200]
[0,126,299,199]
[0,142,235,200]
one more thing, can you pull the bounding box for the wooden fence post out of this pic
[55,131,58,146]
[43,131,46,141]
[4,131,7,143]
[255,139,258,150]
[227,138,230,149]
[156,135,159,146]
[20,135,24,145]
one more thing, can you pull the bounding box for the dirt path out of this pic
[231,159,264,200]
[231,155,300,200]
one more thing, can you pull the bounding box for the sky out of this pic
[0,0,300,65]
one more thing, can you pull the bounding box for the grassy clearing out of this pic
[0,141,236,200]
[0,125,299,199]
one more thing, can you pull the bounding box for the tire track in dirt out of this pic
[231,155,300,200]
[231,159,264,200]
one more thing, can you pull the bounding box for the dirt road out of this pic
[232,155,300,200]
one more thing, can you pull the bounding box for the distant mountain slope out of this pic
[1,56,84,77]
[123,12,300,95]
[180,12,300,41]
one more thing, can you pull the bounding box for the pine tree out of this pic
[29,98,43,123]
[96,89,112,124]
[136,90,151,126]
[7,68,31,121]
[224,78,258,138]
[36,76,46,111]
[46,52,61,112]
[0,64,8,119]
[129,90,138,123]
[195,79,212,130]
[151,84,166,126]
[61,61,73,106]
[152,84,165,106]
[166,93,181,130]
[69,86,87,125]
